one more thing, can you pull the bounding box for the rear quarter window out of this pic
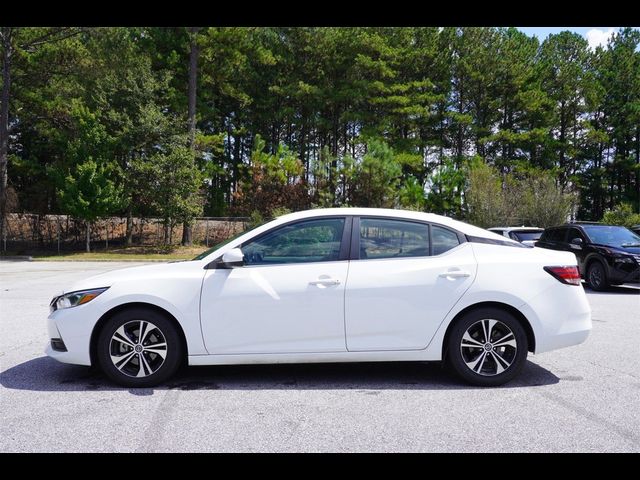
[431,225,460,255]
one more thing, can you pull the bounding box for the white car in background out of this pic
[46,208,591,388]
[489,227,545,246]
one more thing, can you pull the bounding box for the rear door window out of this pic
[359,218,430,259]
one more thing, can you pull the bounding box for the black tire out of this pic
[586,260,609,291]
[97,307,183,388]
[446,307,528,387]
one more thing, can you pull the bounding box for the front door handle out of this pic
[309,278,341,286]
[439,270,471,279]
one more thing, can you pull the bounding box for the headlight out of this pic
[614,256,635,264]
[50,287,109,313]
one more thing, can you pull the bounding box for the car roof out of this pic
[555,223,627,228]
[489,226,543,232]
[197,208,520,263]
[275,208,513,242]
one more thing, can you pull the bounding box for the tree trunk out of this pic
[300,118,307,182]
[187,27,200,151]
[85,221,91,253]
[559,102,566,184]
[636,125,640,210]
[125,205,133,246]
[164,220,170,246]
[0,29,12,252]
[182,26,200,247]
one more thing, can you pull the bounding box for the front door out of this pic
[565,227,588,271]
[345,218,477,351]
[200,217,349,354]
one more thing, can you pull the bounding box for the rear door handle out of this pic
[439,270,471,279]
[309,278,341,286]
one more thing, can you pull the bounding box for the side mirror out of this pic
[221,248,245,268]
[570,237,583,247]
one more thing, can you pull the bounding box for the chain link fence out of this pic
[2,214,250,253]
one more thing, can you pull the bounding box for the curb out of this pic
[0,256,33,261]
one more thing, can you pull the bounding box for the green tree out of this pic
[232,134,309,216]
[56,160,122,252]
[351,139,402,208]
[425,158,466,217]
[1,27,82,248]
[601,203,640,228]
[398,177,426,211]
[596,29,640,213]
[133,139,204,244]
[3,26,640,250]
[537,32,597,187]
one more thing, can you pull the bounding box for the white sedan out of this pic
[46,208,591,387]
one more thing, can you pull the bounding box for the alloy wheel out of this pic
[109,320,168,378]
[589,263,604,289]
[460,319,517,376]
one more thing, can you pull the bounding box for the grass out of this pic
[14,245,211,262]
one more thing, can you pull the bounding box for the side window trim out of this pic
[340,216,353,261]
[350,216,360,261]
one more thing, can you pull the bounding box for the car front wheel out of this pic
[586,260,609,291]
[97,308,183,388]
[447,308,528,387]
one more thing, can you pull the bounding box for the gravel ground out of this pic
[1,261,639,452]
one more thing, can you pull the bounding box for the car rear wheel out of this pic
[447,308,528,387]
[97,308,183,388]
[586,260,609,291]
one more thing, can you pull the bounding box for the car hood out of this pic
[61,261,200,294]
[592,244,640,255]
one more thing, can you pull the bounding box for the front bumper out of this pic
[607,260,640,285]
[45,308,94,366]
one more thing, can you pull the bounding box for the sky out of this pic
[516,27,633,49]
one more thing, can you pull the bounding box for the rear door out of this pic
[344,217,477,351]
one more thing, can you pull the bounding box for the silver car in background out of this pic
[489,227,544,247]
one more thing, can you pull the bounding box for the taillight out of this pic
[544,266,582,286]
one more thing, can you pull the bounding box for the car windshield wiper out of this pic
[621,243,640,247]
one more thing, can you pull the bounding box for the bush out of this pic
[518,172,576,228]
[466,160,508,228]
[466,161,575,228]
[601,203,640,228]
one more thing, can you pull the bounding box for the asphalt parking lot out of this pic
[1,261,639,452]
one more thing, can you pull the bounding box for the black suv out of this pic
[535,223,640,290]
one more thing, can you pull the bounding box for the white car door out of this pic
[200,217,350,354]
[345,217,477,351]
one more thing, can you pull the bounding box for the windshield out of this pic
[192,221,265,260]
[512,231,543,242]
[581,225,640,247]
